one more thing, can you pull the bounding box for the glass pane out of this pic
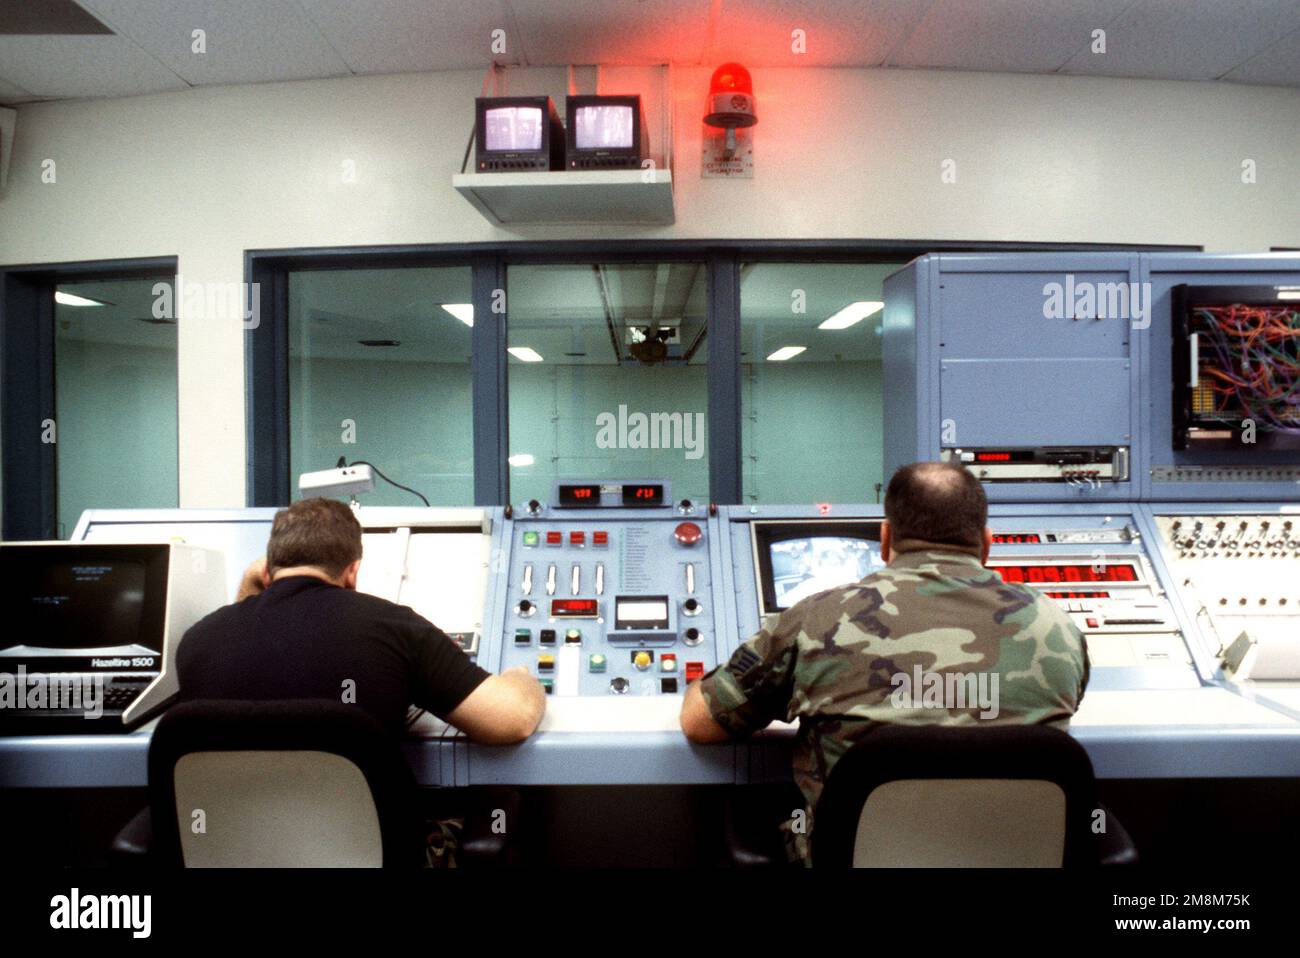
[739,263,892,504]
[55,277,179,537]
[507,263,709,505]
[289,267,474,506]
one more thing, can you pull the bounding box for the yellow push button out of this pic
[538,654,555,672]
[633,651,652,671]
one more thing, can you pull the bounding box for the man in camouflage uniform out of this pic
[679,460,1089,864]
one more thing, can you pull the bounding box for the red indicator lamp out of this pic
[704,62,757,155]
[816,502,832,515]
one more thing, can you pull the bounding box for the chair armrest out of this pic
[459,788,522,867]
[1094,803,1139,866]
[110,807,153,865]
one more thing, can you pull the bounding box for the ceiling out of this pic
[1,0,1296,105]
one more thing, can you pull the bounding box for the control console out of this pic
[499,482,719,696]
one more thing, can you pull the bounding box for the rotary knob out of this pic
[674,521,703,546]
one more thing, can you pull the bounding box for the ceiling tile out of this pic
[509,0,712,66]
[891,0,1132,73]
[712,0,930,67]
[0,34,187,98]
[79,0,351,86]
[1222,24,1300,85]
[1060,0,1300,81]
[301,0,517,73]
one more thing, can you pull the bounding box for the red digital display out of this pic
[1045,591,1111,600]
[976,452,1013,462]
[621,484,664,506]
[558,484,601,506]
[992,564,1137,584]
[551,599,599,618]
[991,533,1042,544]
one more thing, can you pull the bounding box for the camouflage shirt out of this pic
[698,545,1090,863]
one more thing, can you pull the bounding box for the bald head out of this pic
[883,461,988,553]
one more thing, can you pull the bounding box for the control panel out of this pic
[499,484,719,696]
[983,510,1194,689]
[1148,507,1300,681]
[720,504,1198,692]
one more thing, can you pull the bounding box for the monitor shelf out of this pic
[452,169,674,226]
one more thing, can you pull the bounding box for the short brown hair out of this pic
[266,497,363,577]
[884,461,987,551]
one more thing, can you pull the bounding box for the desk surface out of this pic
[5,685,1300,789]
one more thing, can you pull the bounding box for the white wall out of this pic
[1,66,1297,508]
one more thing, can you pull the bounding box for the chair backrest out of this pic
[812,725,1098,868]
[148,699,423,868]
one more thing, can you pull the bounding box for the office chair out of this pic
[112,698,428,867]
[812,724,1137,867]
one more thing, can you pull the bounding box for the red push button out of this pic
[592,530,609,546]
[674,522,703,546]
[569,531,585,546]
[685,661,705,682]
[546,531,563,546]
[1086,617,1099,629]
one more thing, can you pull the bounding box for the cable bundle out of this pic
[1192,304,1300,433]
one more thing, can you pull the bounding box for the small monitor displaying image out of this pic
[474,96,564,171]
[564,95,648,169]
[574,104,634,149]
[484,106,543,152]
[752,520,886,617]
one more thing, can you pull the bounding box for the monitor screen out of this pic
[574,104,634,149]
[753,521,885,616]
[0,545,169,655]
[484,106,543,152]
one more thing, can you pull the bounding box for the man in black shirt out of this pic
[178,497,544,745]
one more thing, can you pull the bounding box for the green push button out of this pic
[588,654,607,673]
[540,678,553,694]
[514,628,531,645]
[522,531,540,547]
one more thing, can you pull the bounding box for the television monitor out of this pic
[565,95,649,170]
[1172,284,1300,450]
[751,520,886,617]
[474,96,565,172]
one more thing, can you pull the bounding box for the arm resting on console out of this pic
[680,679,733,743]
[446,666,546,745]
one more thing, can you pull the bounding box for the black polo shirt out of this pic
[176,576,490,735]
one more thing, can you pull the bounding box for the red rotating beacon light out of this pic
[704,62,757,156]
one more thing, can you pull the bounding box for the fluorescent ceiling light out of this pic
[818,301,883,330]
[508,346,544,362]
[766,346,806,362]
[55,291,109,307]
[441,303,474,326]
[508,453,535,467]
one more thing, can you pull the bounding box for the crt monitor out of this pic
[474,96,565,172]
[564,95,649,169]
[0,543,171,669]
[752,520,886,617]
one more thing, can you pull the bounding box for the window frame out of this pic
[0,256,179,540]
